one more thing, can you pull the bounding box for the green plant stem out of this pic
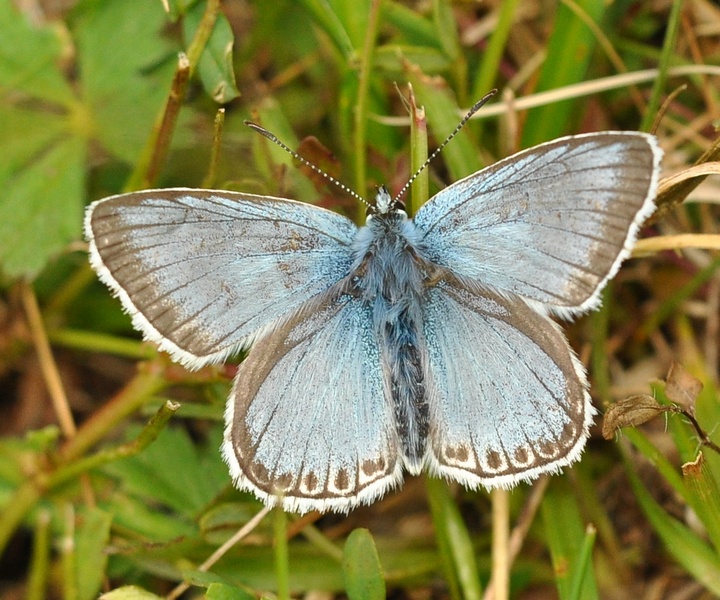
[640,0,683,131]
[568,525,597,600]
[50,401,179,489]
[62,505,78,600]
[27,510,51,600]
[202,108,226,188]
[301,524,344,562]
[0,482,42,559]
[125,0,220,191]
[491,488,509,600]
[353,0,382,222]
[127,53,191,191]
[274,507,290,600]
[0,399,176,557]
[184,0,221,78]
[49,329,156,361]
[408,87,429,216]
[21,282,76,439]
[60,369,165,463]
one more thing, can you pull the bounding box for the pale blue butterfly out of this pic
[85,103,662,514]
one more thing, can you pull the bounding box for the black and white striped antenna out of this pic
[245,89,497,211]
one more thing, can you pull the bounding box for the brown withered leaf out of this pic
[602,394,666,440]
[665,361,703,414]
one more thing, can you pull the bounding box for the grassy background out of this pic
[1,0,720,598]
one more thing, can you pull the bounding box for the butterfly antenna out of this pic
[244,121,371,209]
[393,89,498,204]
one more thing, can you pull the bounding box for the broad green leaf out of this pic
[183,3,240,103]
[0,107,68,179]
[205,582,256,600]
[0,135,85,277]
[103,425,228,516]
[72,0,178,163]
[165,0,202,22]
[343,529,385,600]
[100,586,163,600]
[0,1,86,277]
[0,0,75,105]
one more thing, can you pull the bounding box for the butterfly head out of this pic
[370,185,406,218]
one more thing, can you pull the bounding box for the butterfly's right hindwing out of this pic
[85,189,357,368]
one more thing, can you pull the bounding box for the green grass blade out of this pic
[541,478,599,600]
[520,0,607,147]
[403,75,482,181]
[343,528,386,600]
[623,450,720,594]
[426,478,483,600]
[639,0,682,131]
[471,0,521,100]
[682,453,720,555]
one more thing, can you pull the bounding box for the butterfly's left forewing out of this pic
[421,279,594,488]
[223,288,402,514]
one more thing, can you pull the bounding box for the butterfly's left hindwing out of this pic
[85,189,357,368]
[421,279,594,488]
[222,290,402,514]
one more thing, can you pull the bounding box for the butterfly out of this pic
[85,126,662,514]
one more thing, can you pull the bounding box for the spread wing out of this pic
[421,280,595,488]
[85,189,356,368]
[222,291,402,514]
[414,132,661,317]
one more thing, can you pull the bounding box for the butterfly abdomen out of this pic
[353,210,431,473]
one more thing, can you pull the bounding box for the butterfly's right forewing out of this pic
[85,189,357,368]
[414,133,661,316]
